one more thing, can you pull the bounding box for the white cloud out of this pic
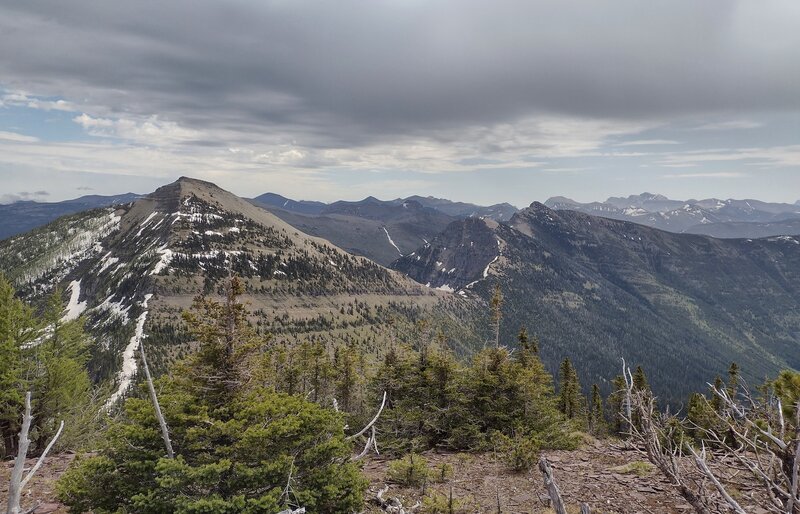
[691,120,763,131]
[72,113,200,146]
[2,91,77,112]
[614,139,681,146]
[660,172,747,179]
[657,145,800,168]
[0,131,39,143]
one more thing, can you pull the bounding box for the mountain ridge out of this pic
[0,177,470,404]
[392,200,800,400]
[0,192,141,241]
[546,192,800,237]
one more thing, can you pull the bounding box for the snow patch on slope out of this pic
[464,238,502,290]
[105,293,152,409]
[383,227,403,256]
[62,280,87,321]
[151,246,173,275]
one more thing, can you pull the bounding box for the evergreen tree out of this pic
[588,384,604,435]
[516,327,539,360]
[770,370,800,422]
[727,362,740,397]
[30,287,93,452]
[461,347,571,449]
[558,358,583,420]
[490,285,503,348]
[686,392,718,441]
[179,275,256,404]
[632,365,650,392]
[58,276,366,513]
[608,375,627,434]
[710,376,724,412]
[333,345,362,415]
[0,274,33,458]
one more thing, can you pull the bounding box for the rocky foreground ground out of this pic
[1,439,771,513]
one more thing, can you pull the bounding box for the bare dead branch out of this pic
[538,457,567,514]
[140,341,174,458]
[347,391,387,441]
[689,444,746,514]
[6,392,65,514]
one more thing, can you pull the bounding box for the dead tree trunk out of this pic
[621,358,634,437]
[6,392,64,514]
[538,457,567,514]
[139,341,174,458]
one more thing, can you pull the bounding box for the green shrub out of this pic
[430,462,453,483]
[421,490,469,513]
[609,461,655,477]
[496,431,542,473]
[57,388,367,513]
[387,453,429,487]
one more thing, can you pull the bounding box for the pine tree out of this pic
[58,276,367,513]
[179,275,256,404]
[333,345,361,414]
[490,285,503,348]
[588,384,604,434]
[0,274,33,458]
[727,362,740,397]
[516,327,540,362]
[632,366,650,392]
[710,376,724,412]
[558,358,583,420]
[608,375,627,434]
[30,287,93,453]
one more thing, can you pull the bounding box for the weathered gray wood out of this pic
[580,502,591,514]
[6,392,64,514]
[6,393,32,514]
[140,341,174,458]
[538,457,567,514]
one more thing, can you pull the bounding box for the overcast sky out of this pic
[0,0,798,206]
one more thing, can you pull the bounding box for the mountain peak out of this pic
[147,176,236,211]
[544,196,580,206]
[527,201,552,211]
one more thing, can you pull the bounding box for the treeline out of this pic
[0,274,101,460]
[52,277,591,512]
[3,274,798,513]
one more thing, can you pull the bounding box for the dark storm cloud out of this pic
[0,0,798,147]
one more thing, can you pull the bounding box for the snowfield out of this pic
[105,293,153,409]
[62,280,87,321]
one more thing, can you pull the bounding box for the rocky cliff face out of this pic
[391,217,501,294]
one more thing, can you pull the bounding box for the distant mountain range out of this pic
[250,193,517,265]
[393,202,800,399]
[2,180,800,403]
[0,193,141,241]
[0,178,465,402]
[545,193,800,238]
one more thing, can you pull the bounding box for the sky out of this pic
[0,0,798,207]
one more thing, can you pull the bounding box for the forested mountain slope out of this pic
[253,196,459,265]
[0,177,472,403]
[0,193,140,241]
[393,202,800,400]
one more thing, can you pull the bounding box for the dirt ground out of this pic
[0,453,74,514]
[0,440,772,513]
[361,439,772,513]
